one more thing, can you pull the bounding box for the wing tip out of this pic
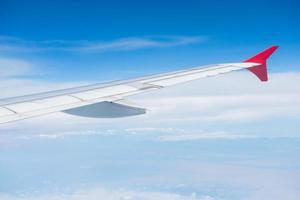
[244,45,279,82]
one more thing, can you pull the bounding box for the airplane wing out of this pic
[0,46,278,124]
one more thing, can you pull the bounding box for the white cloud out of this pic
[124,128,262,141]
[0,35,206,53]
[158,131,257,141]
[0,187,214,200]
[143,94,300,123]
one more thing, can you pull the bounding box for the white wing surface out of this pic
[0,46,278,124]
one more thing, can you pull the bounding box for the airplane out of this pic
[0,46,278,124]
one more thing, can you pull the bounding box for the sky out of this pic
[0,0,300,200]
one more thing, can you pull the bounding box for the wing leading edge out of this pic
[0,46,278,124]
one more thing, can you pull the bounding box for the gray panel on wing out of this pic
[63,101,146,118]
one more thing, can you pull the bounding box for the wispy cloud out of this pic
[0,58,33,77]
[0,57,89,97]
[0,35,206,53]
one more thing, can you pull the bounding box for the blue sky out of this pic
[0,1,300,200]
[0,0,299,81]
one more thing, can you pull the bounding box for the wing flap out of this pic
[71,85,138,101]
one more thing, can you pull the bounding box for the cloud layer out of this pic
[0,55,299,200]
[0,187,214,200]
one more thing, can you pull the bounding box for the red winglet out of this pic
[244,46,279,82]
